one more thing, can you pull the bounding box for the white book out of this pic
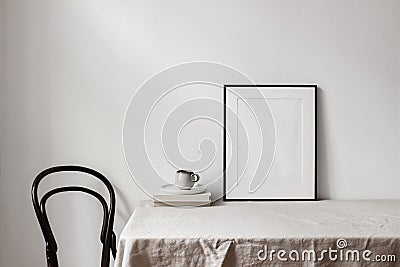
[153,200,211,207]
[153,192,211,202]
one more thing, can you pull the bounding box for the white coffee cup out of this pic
[175,170,200,190]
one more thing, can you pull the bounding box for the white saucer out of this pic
[161,184,207,195]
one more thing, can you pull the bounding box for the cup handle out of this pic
[191,173,200,182]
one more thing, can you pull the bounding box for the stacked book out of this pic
[153,192,211,207]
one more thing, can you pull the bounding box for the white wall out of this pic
[1,0,399,266]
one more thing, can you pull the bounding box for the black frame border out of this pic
[223,84,317,201]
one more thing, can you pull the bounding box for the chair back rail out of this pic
[32,165,116,267]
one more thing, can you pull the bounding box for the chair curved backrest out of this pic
[32,165,116,267]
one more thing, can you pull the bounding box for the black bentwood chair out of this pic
[32,165,117,267]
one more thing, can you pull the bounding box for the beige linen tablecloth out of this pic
[115,200,400,267]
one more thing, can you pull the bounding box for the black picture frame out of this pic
[223,84,317,201]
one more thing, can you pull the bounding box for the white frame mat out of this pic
[223,85,317,201]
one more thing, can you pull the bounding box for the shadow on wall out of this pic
[316,87,331,200]
[0,12,54,265]
[114,184,134,223]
